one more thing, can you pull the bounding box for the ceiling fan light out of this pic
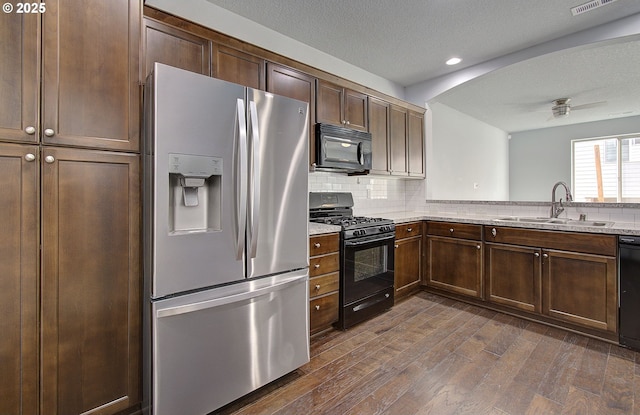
[552,98,571,118]
[553,105,570,117]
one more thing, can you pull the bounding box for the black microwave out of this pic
[315,123,372,173]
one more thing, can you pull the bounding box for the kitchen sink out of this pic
[494,217,614,227]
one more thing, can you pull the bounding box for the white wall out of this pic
[509,115,640,201]
[426,103,509,200]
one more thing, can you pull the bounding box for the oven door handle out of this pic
[344,234,395,247]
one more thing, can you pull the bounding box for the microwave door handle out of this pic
[234,98,248,261]
[357,142,364,165]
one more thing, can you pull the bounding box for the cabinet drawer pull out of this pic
[315,305,320,311]
[314,242,321,248]
[449,228,454,233]
[315,284,321,291]
[407,227,413,232]
[491,228,497,237]
[314,264,320,269]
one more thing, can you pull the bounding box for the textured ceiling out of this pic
[160,0,640,132]
[433,35,640,132]
[205,0,640,87]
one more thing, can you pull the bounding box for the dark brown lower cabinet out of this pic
[544,249,617,333]
[484,226,618,336]
[0,143,39,415]
[1,144,141,415]
[41,147,141,415]
[426,222,483,299]
[309,233,340,335]
[485,243,542,313]
[427,237,483,298]
[394,222,423,301]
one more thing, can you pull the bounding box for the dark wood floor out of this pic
[217,292,640,415]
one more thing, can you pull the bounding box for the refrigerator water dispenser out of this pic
[168,153,222,233]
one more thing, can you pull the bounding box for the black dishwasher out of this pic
[619,235,640,350]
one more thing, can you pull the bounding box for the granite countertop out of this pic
[309,212,640,236]
[309,222,341,236]
[379,211,640,236]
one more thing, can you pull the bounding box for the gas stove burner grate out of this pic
[310,215,393,230]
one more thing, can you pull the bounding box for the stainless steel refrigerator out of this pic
[143,63,310,415]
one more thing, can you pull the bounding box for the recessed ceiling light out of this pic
[446,57,462,66]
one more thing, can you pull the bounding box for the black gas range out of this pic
[309,192,395,329]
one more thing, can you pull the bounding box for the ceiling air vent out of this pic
[571,0,618,16]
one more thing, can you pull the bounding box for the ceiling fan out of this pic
[550,97,607,119]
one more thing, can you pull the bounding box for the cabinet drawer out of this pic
[310,293,339,333]
[427,221,482,240]
[309,272,339,298]
[309,233,340,256]
[484,226,617,256]
[395,222,422,239]
[309,252,339,277]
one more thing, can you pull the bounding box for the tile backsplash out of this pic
[308,172,406,215]
[309,172,640,224]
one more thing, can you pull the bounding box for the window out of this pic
[572,134,640,202]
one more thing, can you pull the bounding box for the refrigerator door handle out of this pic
[248,100,261,258]
[235,98,248,260]
[155,272,307,318]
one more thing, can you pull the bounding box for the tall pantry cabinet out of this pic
[0,1,141,415]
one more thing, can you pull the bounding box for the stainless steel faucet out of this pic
[550,181,573,218]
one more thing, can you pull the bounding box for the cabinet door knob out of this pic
[315,284,321,290]
[543,253,549,258]
[314,264,320,269]
[314,242,321,248]
[491,228,497,237]
[395,244,399,248]
[44,155,55,164]
[25,126,36,135]
[346,121,350,125]
[44,128,55,137]
[315,305,320,311]
[534,252,540,257]
[476,245,481,250]
[25,153,36,162]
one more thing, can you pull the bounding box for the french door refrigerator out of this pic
[143,63,310,415]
